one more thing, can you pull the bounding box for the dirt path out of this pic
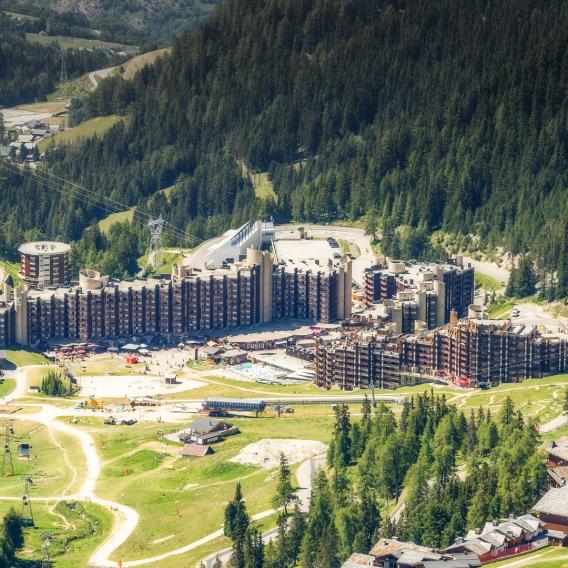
[0,392,139,568]
[88,66,117,88]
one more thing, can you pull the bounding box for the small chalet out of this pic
[533,485,568,533]
[180,418,238,445]
[217,348,248,365]
[546,438,568,467]
[545,438,568,487]
[180,444,214,457]
[199,345,224,360]
[363,538,480,568]
[446,514,543,563]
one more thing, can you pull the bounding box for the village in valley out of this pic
[2,1,568,567]
[0,219,566,567]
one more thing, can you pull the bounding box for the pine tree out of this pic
[2,508,23,551]
[273,453,296,515]
[467,410,477,454]
[288,504,306,565]
[363,207,379,241]
[225,483,250,568]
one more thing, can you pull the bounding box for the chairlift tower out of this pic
[2,420,17,476]
[21,477,34,526]
[148,215,165,271]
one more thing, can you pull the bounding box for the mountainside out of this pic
[0,15,126,105]
[4,0,222,43]
[2,0,568,290]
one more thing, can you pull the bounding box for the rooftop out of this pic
[546,437,568,463]
[533,485,568,517]
[19,241,71,255]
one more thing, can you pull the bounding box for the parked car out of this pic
[511,308,520,317]
[120,418,138,426]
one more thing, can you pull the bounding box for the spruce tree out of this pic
[225,483,249,568]
[273,453,296,515]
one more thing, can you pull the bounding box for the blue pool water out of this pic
[233,362,283,381]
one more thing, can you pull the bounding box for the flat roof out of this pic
[274,238,337,266]
[19,241,71,255]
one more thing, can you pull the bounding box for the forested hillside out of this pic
[0,23,121,105]
[223,394,545,566]
[4,0,222,44]
[2,0,568,289]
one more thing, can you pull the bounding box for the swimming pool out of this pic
[233,362,284,381]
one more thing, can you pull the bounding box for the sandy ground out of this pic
[2,107,54,128]
[515,302,568,333]
[230,438,327,469]
[463,255,510,285]
[79,374,205,398]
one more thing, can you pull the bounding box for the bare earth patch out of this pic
[230,439,327,469]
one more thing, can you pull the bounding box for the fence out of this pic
[480,538,549,564]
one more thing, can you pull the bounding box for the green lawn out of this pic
[448,374,568,424]
[0,378,15,398]
[488,300,514,319]
[240,163,278,202]
[98,208,136,234]
[475,271,503,292]
[48,73,95,101]
[487,546,568,567]
[65,405,342,561]
[39,115,124,152]
[0,499,112,567]
[5,349,49,367]
[0,259,21,286]
[26,32,134,50]
[0,419,86,498]
[138,251,181,275]
[6,10,40,21]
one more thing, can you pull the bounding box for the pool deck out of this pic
[248,350,312,373]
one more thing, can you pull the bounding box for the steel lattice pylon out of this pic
[147,216,165,271]
[2,420,17,476]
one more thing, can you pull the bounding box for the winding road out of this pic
[0,369,328,567]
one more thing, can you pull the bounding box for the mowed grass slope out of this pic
[0,499,112,568]
[25,32,134,50]
[98,208,136,234]
[5,349,49,367]
[72,404,341,561]
[475,271,504,292]
[39,115,124,151]
[0,419,85,498]
[488,546,568,567]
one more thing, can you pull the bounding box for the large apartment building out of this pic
[316,318,568,390]
[18,241,71,289]
[363,258,474,333]
[0,249,353,346]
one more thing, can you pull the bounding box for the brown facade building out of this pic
[18,241,71,289]
[363,258,474,331]
[1,251,353,346]
[316,319,568,390]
